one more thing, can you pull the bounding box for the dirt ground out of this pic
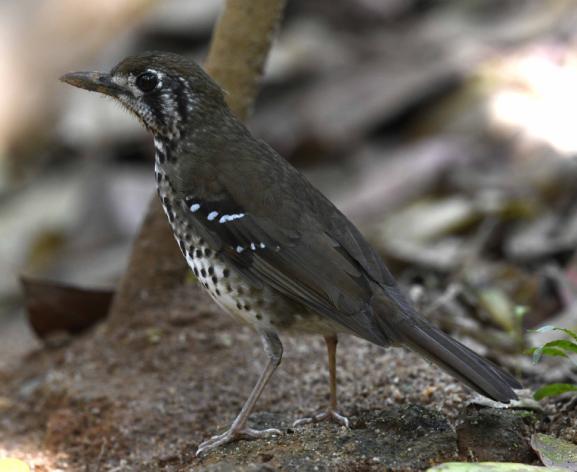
[0,283,562,471]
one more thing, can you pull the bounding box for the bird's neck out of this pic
[159,105,247,158]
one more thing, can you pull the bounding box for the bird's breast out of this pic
[152,144,346,337]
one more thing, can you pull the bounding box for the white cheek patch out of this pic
[111,75,129,87]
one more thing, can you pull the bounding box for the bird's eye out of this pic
[135,72,159,93]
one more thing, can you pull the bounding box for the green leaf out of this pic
[531,347,543,364]
[532,325,556,333]
[542,339,577,354]
[534,383,577,400]
[530,346,568,364]
[427,461,567,471]
[531,325,577,342]
[539,347,567,357]
[531,433,577,470]
[552,327,577,343]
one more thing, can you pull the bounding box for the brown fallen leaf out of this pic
[20,277,114,340]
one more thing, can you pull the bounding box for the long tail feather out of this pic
[375,291,521,403]
[399,319,521,402]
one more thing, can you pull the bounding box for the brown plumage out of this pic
[61,52,521,456]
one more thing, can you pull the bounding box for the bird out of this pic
[61,51,521,456]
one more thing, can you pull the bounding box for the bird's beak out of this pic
[60,71,123,97]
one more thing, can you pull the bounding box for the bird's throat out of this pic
[153,137,170,165]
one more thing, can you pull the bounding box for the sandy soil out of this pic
[0,284,547,471]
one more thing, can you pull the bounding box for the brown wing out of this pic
[174,140,408,345]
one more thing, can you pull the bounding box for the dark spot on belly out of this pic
[195,249,202,258]
[200,268,206,277]
[256,314,262,320]
[244,304,251,311]
[179,240,186,254]
[215,289,221,296]
[208,266,214,276]
[211,276,217,285]
[223,268,230,278]
[193,267,199,277]
[236,302,242,310]
[204,248,211,257]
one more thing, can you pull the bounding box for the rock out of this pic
[199,464,276,472]
[198,406,458,471]
[456,406,537,463]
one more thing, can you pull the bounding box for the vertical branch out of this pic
[107,0,286,328]
[205,0,286,119]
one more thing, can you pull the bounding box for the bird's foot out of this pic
[196,426,282,456]
[293,409,350,428]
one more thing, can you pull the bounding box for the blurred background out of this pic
[3,0,577,379]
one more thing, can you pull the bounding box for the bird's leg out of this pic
[196,331,283,456]
[293,335,349,428]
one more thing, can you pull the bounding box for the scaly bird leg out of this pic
[293,335,349,428]
[196,332,283,456]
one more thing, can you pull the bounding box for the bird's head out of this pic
[61,51,226,140]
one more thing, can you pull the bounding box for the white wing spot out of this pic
[190,203,200,213]
[260,242,266,249]
[250,243,256,251]
[219,213,245,223]
[207,211,219,221]
[236,245,244,253]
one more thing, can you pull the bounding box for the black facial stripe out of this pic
[140,89,179,142]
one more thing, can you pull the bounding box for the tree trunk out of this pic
[204,0,286,120]
[107,0,286,329]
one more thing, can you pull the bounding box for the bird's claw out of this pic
[293,409,350,428]
[196,426,282,456]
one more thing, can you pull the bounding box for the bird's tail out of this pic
[375,292,521,403]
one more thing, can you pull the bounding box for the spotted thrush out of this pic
[61,52,521,456]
